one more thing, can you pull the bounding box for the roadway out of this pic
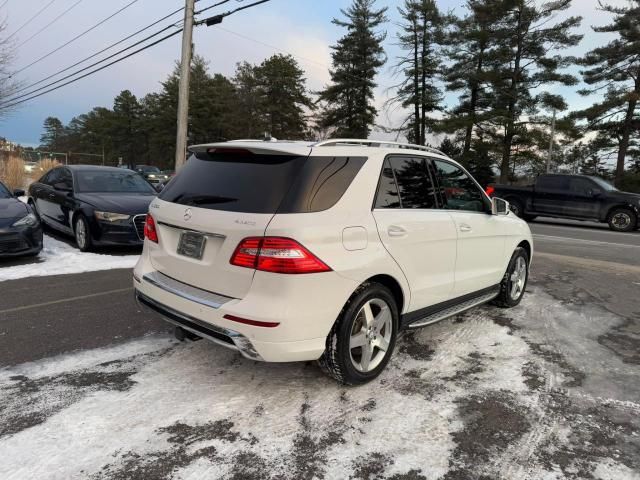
[529,216,640,266]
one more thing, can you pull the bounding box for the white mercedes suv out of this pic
[134,139,532,385]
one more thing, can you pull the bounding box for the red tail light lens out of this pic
[485,186,495,197]
[144,214,158,243]
[230,237,331,274]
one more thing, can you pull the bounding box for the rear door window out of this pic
[374,156,437,209]
[374,158,401,208]
[159,151,366,214]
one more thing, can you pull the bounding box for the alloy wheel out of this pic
[509,256,527,300]
[612,212,631,230]
[75,219,87,249]
[349,298,393,373]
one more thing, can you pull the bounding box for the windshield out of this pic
[76,170,156,194]
[138,166,160,173]
[590,176,617,191]
[0,182,11,198]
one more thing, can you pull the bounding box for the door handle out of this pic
[459,223,472,233]
[387,225,407,237]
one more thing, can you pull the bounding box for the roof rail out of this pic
[313,138,447,157]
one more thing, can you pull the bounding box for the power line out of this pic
[4,24,180,104]
[7,0,139,79]
[195,0,232,15]
[6,7,185,99]
[0,28,183,110]
[16,0,84,49]
[0,0,9,9]
[6,0,57,41]
[198,0,272,26]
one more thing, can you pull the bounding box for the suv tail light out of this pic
[144,214,158,243]
[230,237,331,274]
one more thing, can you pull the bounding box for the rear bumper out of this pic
[133,247,358,362]
[135,290,263,361]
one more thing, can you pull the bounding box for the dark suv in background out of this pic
[490,174,640,232]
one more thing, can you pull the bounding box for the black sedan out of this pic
[28,165,156,251]
[0,181,43,258]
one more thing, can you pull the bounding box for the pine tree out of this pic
[112,90,143,165]
[492,0,582,183]
[392,0,443,145]
[233,61,262,138]
[39,117,66,151]
[441,0,503,156]
[254,54,314,140]
[319,0,388,138]
[576,0,640,187]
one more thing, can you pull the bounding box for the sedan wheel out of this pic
[74,215,92,252]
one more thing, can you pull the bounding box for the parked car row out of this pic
[0,181,43,257]
[0,164,166,258]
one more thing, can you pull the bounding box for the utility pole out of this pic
[174,0,196,171]
[546,108,556,173]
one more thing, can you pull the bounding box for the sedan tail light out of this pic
[485,186,495,197]
[230,237,331,274]
[144,214,158,243]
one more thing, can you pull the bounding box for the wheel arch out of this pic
[604,203,638,221]
[364,274,405,315]
[517,239,532,264]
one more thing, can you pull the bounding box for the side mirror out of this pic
[13,188,25,197]
[492,197,510,216]
[53,182,72,193]
[154,183,165,192]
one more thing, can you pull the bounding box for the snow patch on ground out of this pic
[0,234,139,282]
[1,289,639,479]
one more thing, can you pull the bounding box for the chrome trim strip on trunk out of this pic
[142,271,234,309]
[408,290,499,328]
[157,221,226,239]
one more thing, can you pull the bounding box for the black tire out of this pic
[74,214,93,252]
[318,282,399,385]
[607,208,637,232]
[492,247,529,308]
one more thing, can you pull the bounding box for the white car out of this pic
[134,139,532,385]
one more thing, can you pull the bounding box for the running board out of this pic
[407,290,499,329]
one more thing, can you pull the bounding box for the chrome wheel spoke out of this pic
[376,336,390,352]
[360,342,373,371]
[362,301,375,327]
[373,305,390,332]
[350,331,367,348]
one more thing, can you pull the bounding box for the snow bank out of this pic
[0,234,138,282]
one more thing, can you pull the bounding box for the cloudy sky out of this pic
[0,0,629,146]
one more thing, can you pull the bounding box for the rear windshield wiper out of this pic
[172,194,237,206]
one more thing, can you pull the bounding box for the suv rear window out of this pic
[159,151,366,214]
